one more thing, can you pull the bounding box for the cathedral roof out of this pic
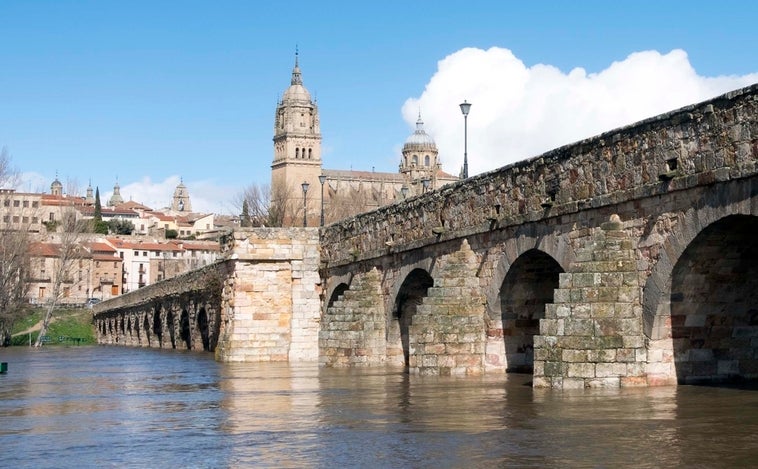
[403,115,436,151]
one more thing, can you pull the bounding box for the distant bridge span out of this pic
[95,84,758,388]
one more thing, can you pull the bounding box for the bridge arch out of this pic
[498,249,564,373]
[643,182,758,384]
[392,268,434,367]
[180,308,191,349]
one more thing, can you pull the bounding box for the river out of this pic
[1,346,757,468]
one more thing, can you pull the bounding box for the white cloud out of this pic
[404,47,758,176]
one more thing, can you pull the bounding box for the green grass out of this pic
[10,307,96,346]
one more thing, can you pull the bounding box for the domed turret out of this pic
[50,176,63,196]
[281,53,312,104]
[108,180,124,207]
[403,115,437,152]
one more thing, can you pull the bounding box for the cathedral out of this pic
[271,53,458,227]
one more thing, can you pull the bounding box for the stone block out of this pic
[567,362,595,378]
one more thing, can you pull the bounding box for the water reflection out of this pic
[2,347,758,468]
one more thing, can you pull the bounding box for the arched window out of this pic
[308,148,312,159]
[296,148,300,158]
[424,155,430,166]
[412,155,418,166]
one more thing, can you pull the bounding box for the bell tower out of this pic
[271,50,322,226]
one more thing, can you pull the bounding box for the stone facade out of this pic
[94,228,321,363]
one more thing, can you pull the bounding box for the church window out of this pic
[296,148,300,158]
[308,148,312,159]
[425,155,430,166]
[412,155,418,166]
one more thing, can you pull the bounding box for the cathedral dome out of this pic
[403,115,436,151]
[281,54,312,104]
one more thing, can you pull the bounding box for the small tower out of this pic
[108,180,124,207]
[400,114,441,195]
[271,49,323,226]
[85,180,95,205]
[50,175,63,197]
[171,179,192,212]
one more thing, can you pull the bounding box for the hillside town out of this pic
[2,177,223,307]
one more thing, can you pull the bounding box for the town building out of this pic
[271,53,458,227]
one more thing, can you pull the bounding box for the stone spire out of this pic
[291,47,303,86]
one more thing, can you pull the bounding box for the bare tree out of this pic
[0,147,32,345]
[34,207,86,347]
[233,182,292,227]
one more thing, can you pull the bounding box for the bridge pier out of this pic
[534,215,648,388]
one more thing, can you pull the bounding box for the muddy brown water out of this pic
[1,346,757,468]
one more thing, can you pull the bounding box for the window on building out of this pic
[114,261,117,268]
[32,217,38,224]
[32,201,39,208]
[3,200,8,207]
[13,200,19,207]
[22,216,28,223]
[12,216,19,223]
[49,213,55,221]
[412,155,418,166]
[23,200,29,208]
[425,155,430,166]
[143,251,148,256]
[173,252,177,258]
[2,216,8,223]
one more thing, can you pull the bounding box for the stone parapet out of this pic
[321,84,758,267]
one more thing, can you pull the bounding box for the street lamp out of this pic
[318,174,327,226]
[459,100,471,179]
[301,181,310,227]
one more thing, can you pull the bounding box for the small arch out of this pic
[143,314,151,345]
[198,307,210,351]
[328,283,349,308]
[308,148,312,159]
[500,249,563,373]
[180,309,191,350]
[424,155,430,166]
[295,148,300,158]
[153,304,162,347]
[394,268,434,367]
[166,310,176,349]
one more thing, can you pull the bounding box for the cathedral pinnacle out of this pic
[291,48,303,86]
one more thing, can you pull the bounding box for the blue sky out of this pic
[2,1,757,214]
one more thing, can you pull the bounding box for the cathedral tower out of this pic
[400,114,442,196]
[171,179,192,212]
[271,51,322,226]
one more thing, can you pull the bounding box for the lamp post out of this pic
[318,174,326,226]
[459,100,471,179]
[301,181,310,227]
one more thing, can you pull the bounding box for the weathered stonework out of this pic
[319,267,385,367]
[95,84,758,388]
[94,228,321,363]
[533,215,646,388]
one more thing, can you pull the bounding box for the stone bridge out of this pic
[95,84,758,389]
